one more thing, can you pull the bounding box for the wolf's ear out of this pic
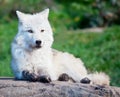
[39,8,49,19]
[16,11,26,21]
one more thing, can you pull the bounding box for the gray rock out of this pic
[0,78,120,97]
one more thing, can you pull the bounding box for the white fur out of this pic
[11,9,110,85]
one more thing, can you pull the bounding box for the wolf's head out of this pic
[15,9,53,51]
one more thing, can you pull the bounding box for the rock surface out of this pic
[0,78,120,97]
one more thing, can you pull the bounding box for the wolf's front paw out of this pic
[80,77,91,84]
[22,70,38,82]
[38,75,51,83]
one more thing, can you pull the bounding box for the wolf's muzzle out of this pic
[35,40,42,48]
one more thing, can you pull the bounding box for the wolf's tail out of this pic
[87,72,110,85]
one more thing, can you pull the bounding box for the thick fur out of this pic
[11,9,110,85]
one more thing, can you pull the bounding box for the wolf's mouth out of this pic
[30,45,42,49]
[35,45,42,48]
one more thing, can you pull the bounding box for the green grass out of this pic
[0,21,17,76]
[0,21,120,86]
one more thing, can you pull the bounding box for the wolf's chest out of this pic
[24,51,52,67]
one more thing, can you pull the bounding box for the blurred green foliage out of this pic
[0,21,17,76]
[1,0,120,29]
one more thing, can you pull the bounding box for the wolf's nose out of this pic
[36,40,42,45]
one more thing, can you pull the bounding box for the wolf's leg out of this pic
[58,73,76,82]
[22,70,38,82]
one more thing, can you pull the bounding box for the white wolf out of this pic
[11,9,110,85]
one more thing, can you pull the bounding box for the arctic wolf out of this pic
[11,9,110,85]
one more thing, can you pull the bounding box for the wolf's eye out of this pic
[40,29,44,32]
[27,30,33,33]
